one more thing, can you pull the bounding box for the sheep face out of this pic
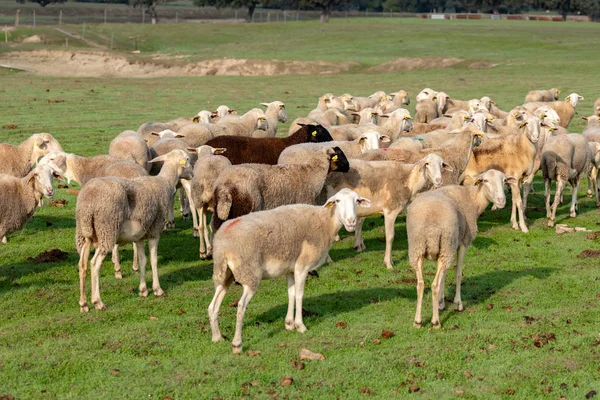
[474,169,516,209]
[277,104,288,123]
[324,93,344,109]
[324,188,370,232]
[306,124,334,143]
[419,153,452,188]
[551,88,561,100]
[39,151,68,181]
[358,131,389,152]
[327,147,350,173]
[152,129,182,139]
[193,110,213,124]
[31,133,63,164]
[188,145,226,157]
[28,164,55,199]
[339,94,357,111]
[255,115,268,131]
[521,116,541,143]
[584,115,600,125]
[416,88,437,102]
[565,93,584,108]
[390,90,410,105]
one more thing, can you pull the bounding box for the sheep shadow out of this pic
[0,257,74,295]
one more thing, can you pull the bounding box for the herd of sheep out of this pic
[1,88,600,354]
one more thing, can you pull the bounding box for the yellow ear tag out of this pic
[326,202,334,209]
[179,160,186,165]
[35,139,43,147]
[332,155,338,161]
[312,131,317,136]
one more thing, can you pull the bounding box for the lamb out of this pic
[523,93,584,128]
[541,133,592,226]
[389,90,410,106]
[211,146,350,230]
[205,123,334,165]
[252,101,288,138]
[76,149,192,312]
[188,146,232,259]
[407,169,515,328]
[525,88,561,103]
[208,188,370,354]
[109,130,152,173]
[0,164,55,242]
[463,118,541,233]
[278,130,389,163]
[324,153,451,269]
[0,133,63,178]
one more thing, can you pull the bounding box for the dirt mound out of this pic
[22,35,43,44]
[578,249,600,258]
[368,57,497,73]
[27,249,69,263]
[0,50,359,78]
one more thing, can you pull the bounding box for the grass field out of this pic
[1,18,600,399]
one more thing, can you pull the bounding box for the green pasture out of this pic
[1,18,600,399]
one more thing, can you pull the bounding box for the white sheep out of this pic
[252,101,288,138]
[0,133,63,178]
[525,88,561,103]
[523,93,583,128]
[208,188,370,354]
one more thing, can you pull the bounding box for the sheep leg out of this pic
[438,268,448,311]
[522,178,533,218]
[413,256,424,328]
[194,203,203,239]
[353,217,366,252]
[569,179,581,218]
[431,258,448,329]
[111,244,122,280]
[132,244,139,272]
[587,167,596,198]
[453,245,466,312]
[544,178,552,219]
[284,273,296,331]
[136,240,148,297]
[78,239,92,313]
[232,284,256,355]
[1,236,6,244]
[208,269,234,343]
[181,179,196,227]
[293,269,309,333]
[179,186,190,221]
[510,182,528,233]
[383,210,400,270]
[148,238,165,297]
[90,250,107,311]
[204,208,213,257]
[549,179,566,227]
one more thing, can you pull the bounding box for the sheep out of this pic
[188,145,232,259]
[429,110,473,130]
[525,88,561,103]
[212,146,350,231]
[389,90,410,106]
[351,108,379,125]
[339,94,359,111]
[352,91,387,111]
[541,133,592,226]
[192,110,216,124]
[214,105,237,120]
[445,98,482,115]
[216,108,268,137]
[375,100,399,116]
[0,164,55,243]
[586,141,600,207]
[594,98,600,117]
[307,108,351,127]
[177,122,224,148]
[582,116,600,199]
[324,153,451,269]
[252,101,288,138]
[109,130,152,173]
[480,96,509,119]
[205,123,334,165]
[407,169,515,328]
[463,117,541,233]
[76,149,192,312]
[523,93,584,128]
[208,188,370,354]
[278,130,389,163]
[137,122,176,143]
[415,93,450,123]
[416,88,438,102]
[0,133,63,178]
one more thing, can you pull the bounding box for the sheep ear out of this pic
[323,197,336,209]
[379,114,390,119]
[582,117,588,121]
[34,138,43,147]
[357,196,371,207]
[213,148,227,155]
[175,134,185,138]
[358,138,365,146]
[380,135,391,143]
[442,162,454,172]
[25,169,37,183]
[297,123,307,127]
[504,176,518,185]
[473,178,483,186]
[186,147,198,153]
[192,116,200,123]
[260,103,269,107]
[151,132,161,137]
[228,109,236,114]
[148,155,168,163]
[578,95,584,100]
[519,121,528,129]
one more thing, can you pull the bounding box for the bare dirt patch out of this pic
[27,249,69,263]
[0,50,359,78]
[367,57,497,73]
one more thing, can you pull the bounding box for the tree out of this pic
[130,0,165,23]
[15,0,65,7]
[194,0,260,20]
[298,0,352,22]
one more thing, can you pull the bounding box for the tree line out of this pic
[16,0,600,23]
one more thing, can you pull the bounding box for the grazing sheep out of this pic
[541,133,592,226]
[407,169,515,328]
[324,153,450,269]
[252,101,288,138]
[0,164,55,242]
[208,188,370,354]
[525,88,561,103]
[76,150,192,312]
[0,133,63,178]
[523,93,584,128]
[205,123,333,165]
[109,130,152,173]
[188,145,232,259]
[463,118,541,233]
[212,146,350,230]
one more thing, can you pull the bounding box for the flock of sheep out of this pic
[1,87,600,354]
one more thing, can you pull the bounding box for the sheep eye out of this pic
[335,199,340,203]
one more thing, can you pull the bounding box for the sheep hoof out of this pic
[547,219,555,227]
[139,288,149,297]
[454,303,464,312]
[154,288,165,297]
[295,323,307,333]
[432,321,441,329]
[193,229,200,238]
[80,304,89,313]
[1,236,7,244]
[438,302,446,311]
[93,302,106,311]
[114,271,122,280]
[285,321,295,331]
[354,244,366,252]
[212,335,224,343]
[385,262,394,270]
[570,211,577,218]
[521,226,529,233]
[596,202,600,208]
[413,321,422,328]
[232,344,242,355]
[200,251,208,260]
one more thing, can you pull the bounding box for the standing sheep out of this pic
[252,101,288,138]
[525,88,561,103]
[407,169,515,328]
[523,93,584,128]
[76,150,192,312]
[208,188,370,354]
[0,133,63,178]
[109,130,152,173]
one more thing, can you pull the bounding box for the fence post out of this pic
[33,10,35,27]
[104,9,107,24]
[176,12,178,23]
[59,10,62,25]
[110,32,114,49]
[15,9,20,27]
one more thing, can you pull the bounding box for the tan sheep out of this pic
[523,93,583,128]
[0,133,63,178]
[525,88,561,103]
[109,130,152,173]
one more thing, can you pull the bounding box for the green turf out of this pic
[1,19,600,399]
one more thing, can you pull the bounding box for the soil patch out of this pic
[367,57,497,73]
[578,249,600,258]
[0,50,360,78]
[27,249,69,263]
